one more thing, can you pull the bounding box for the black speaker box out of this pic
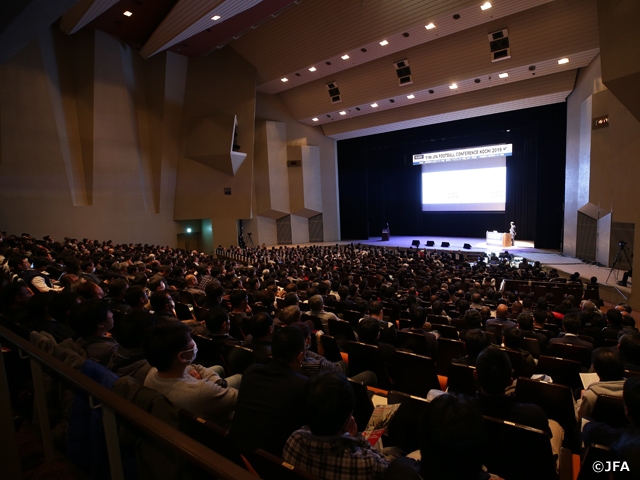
[426,241,435,247]
[441,242,450,247]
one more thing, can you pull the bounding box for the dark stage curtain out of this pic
[338,103,566,249]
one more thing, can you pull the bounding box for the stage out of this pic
[279,235,632,307]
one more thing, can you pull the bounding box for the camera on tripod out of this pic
[619,241,627,247]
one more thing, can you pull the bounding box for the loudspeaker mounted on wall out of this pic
[411,240,420,247]
[393,59,413,86]
[488,29,510,62]
[426,240,435,247]
[441,242,450,247]
[463,243,472,249]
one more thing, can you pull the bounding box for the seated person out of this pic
[204,307,242,347]
[456,328,490,367]
[549,312,594,353]
[583,376,640,447]
[602,309,625,341]
[68,299,118,366]
[143,321,240,428]
[608,430,640,479]
[502,327,536,378]
[231,326,309,456]
[474,347,563,459]
[385,393,492,480]
[108,310,156,383]
[283,371,388,480]
[619,331,640,370]
[576,347,626,422]
[239,312,273,364]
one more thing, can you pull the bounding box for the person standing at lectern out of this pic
[509,221,516,246]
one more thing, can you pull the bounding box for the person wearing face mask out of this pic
[143,321,241,429]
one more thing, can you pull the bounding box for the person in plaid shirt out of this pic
[283,371,388,480]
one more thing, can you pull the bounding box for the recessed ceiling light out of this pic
[371,103,378,108]
[425,23,435,30]
[379,40,389,46]
[339,111,347,115]
[498,73,509,78]
[341,54,350,60]
[281,78,288,82]
[481,2,492,11]
[558,58,569,65]
[123,11,133,16]
[211,15,221,20]
[312,117,318,122]
[309,67,316,72]
[449,83,458,89]
[407,94,415,99]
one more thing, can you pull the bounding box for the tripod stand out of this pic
[245,232,255,248]
[606,241,633,284]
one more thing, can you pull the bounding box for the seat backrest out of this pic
[174,302,195,320]
[318,334,342,363]
[192,334,228,370]
[328,319,357,346]
[245,449,321,480]
[427,314,449,325]
[396,330,429,356]
[436,338,466,376]
[434,324,459,340]
[591,394,629,428]
[515,376,579,451]
[226,344,256,375]
[522,337,541,359]
[483,415,557,480]
[447,362,477,396]
[348,378,374,432]
[536,355,582,390]
[386,390,429,453]
[392,350,440,398]
[547,342,591,367]
[346,341,392,390]
[577,444,610,480]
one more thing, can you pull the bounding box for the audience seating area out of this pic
[1,231,639,479]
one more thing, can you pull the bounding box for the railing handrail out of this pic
[0,325,257,480]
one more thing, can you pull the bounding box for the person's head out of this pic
[108,278,129,299]
[0,282,33,309]
[606,309,624,327]
[432,300,444,315]
[204,307,230,335]
[357,317,380,344]
[31,256,51,270]
[308,294,324,312]
[464,308,482,329]
[124,285,148,308]
[229,289,248,310]
[511,301,523,314]
[517,312,534,331]
[280,305,302,325]
[496,304,509,318]
[271,325,305,365]
[81,260,95,273]
[306,372,355,436]
[475,347,512,396]
[283,291,300,307]
[463,329,490,360]
[149,291,174,315]
[204,280,224,303]
[503,326,524,350]
[591,347,625,381]
[561,312,582,334]
[619,331,640,366]
[76,281,104,300]
[184,274,197,287]
[68,299,113,337]
[367,300,383,317]
[143,321,194,372]
[249,312,274,339]
[117,310,156,349]
[419,393,487,480]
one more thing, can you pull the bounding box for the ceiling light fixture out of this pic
[371,103,378,108]
[312,117,318,122]
[309,67,316,72]
[481,2,492,11]
[339,111,347,115]
[211,15,221,20]
[407,94,415,99]
[425,23,435,30]
[498,73,508,78]
[558,58,569,64]
[379,40,389,46]
[123,11,133,16]
[341,54,350,60]
[449,83,458,89]
[281,78,288,82]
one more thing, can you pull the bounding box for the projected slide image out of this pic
[422,166,506,212]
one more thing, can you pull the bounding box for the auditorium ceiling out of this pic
[3,0,600,140]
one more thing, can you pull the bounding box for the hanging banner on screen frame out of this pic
[413,144,512,165]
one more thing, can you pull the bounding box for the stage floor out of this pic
[276,235,632,305]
